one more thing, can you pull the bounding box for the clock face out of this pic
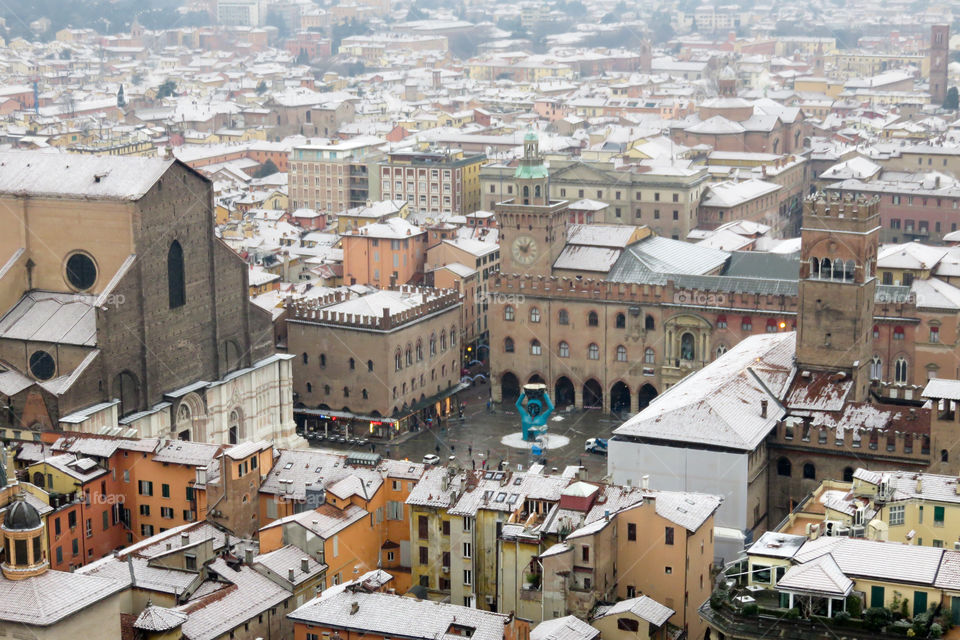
[511,234,539,266]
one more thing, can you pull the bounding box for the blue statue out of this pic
[516,385,554,442]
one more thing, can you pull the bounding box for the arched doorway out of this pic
[555,377,575,407]
[583,379,602,409]
[528,374,545,385]
[610,381,630,413]
[638,384,658,410]
[501,372,520,403]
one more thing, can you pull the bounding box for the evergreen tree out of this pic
[116,84,126,108]
[945,86,959,111]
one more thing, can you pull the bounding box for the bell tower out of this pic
[496,132,568,276]
[930,25,950,106]
[797,192,880,402]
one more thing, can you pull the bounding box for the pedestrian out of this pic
[435,445,440,454]
[386,447,391,458]
[578,457,582,467]
[468,445,473,456]
[486,448,490,459]
[472,459,476,470]
[451,444,455,452]
[486,399,492,413]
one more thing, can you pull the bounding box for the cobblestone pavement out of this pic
[304,382,627,482]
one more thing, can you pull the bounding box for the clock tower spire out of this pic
[496,131,568,276]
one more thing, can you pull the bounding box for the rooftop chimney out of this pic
[760,399,768,418]
[302,558,310,572]
[245,547,254,564]
[181,533,190,545]
[350,601,360,615]
[289,568,296,581]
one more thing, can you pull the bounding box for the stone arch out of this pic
[176,392,207,442]
[583,379,602,409]
[528,373,545,385]
[638,383,657,410]
[610,381,630,413]
[554,377,575,408]
[500,372,520,403]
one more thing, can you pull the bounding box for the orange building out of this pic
[258,449,423,592]
[341,217,427,287]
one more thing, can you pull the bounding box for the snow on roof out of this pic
[321,288,447,320]
[0,291,97,346]
[701,179,782,208]
[696,229,754,251]
[794,537,944,585]
[685,115,746,135]
[347,216,423,239]
[568,198,609,211]
[567,224,639,248]
[819,156,882,181]
[289,590,514,640]
[923,378,960,401]
[911,277,960,311]
[596,595,674,627]
[553,245,622,272]
[0,151,173,200]
[613,332,795,451]
[877,242,948,270]
[652,490,723,532]
[0,567,127,626]
[531,615,600,640]
[777,553,853,597]
[748,531,808,559]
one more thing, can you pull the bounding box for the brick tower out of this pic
[930,24,949,105]
[797,192,880,402]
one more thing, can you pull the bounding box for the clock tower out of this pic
[496,132,569,276]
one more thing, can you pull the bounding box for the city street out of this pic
[303,382,625,481]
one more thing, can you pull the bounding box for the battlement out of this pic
[804,190,881,223]
[284,285,461,331]
[770,412,931,465]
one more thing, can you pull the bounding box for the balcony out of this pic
[702,583,949,640]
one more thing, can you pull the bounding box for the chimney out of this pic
[641,474,649,490]
[245,547,254,564]
[760,399,768,418]
[181,533,190,545]
[302,558,310,572]
[917,476,923,493]
[350,601,360,615]
[289,568,296,581]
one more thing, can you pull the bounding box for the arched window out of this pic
[324,384,331,395]
[367,360,374,372]
[504,337,515,353]
[450,326,457,346]
[306,382,313,393]
[440,331,447,351]
[716,344,727,359]
[395,350,402,371]
[32,472,44,488]
[343,387,350,398]
[535,184,541,199]
[430,333,437,356]
[803,463,816,479]
[930,325,940,343]
[588,311,599,327]
[777,457,791,477]
[523,185,530,198]
[645,314,655,331]
[588,343,600,360]
[844,260,855,281]
[616,345,627,362]
[320,354,326,368]
[842,467,854,482]
[558,309,569,325]
[820,257,831,279]
[530,340,542,355]
[615,313,626,329]
[349,357,356,370]
[895,356,908,384]
[942,449,949,462]
[741,317,753,331]
[505,305,515,321]
[810,257,820,279]
[832,259,843,280]
[870,355,882,380]
[167,240,186,309]
[558,341,570,358]
[416,341,423,361]
[405,346,413,366]
[530,307,541,323]
[644,347,655,364]
[302,352,309,364]
[362,389,368,399]
[228,409,243,444]
[680,332,695,360]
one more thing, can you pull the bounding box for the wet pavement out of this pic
[301,382,626,482]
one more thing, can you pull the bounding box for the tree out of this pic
[296,49,310,65]
[116,84,126,108]
[254,159,279,178]
[945,86,959,110]
[59,49,71,60]
[405,4,427,21]
[256,80,268,95]
[156,79,177,100]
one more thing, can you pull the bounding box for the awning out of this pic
[407,382,469,414]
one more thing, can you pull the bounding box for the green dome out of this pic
[524,131,538,141]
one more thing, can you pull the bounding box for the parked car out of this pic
[422,454,441,465]
[584,438,608,455]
